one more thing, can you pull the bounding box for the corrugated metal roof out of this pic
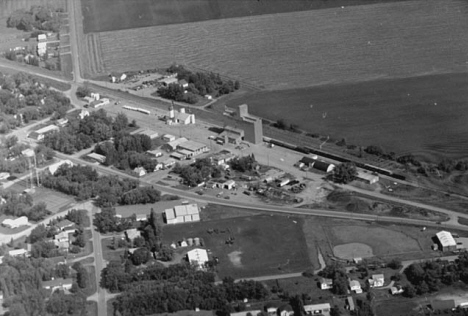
[436,231,457,247]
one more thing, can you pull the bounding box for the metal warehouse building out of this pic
[436,231,457,252]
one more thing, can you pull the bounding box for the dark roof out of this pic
[312,160,333,172]
[278,304,293,312]
[56,219,74,229]
[431,300,456,311]
[300,156,315,165]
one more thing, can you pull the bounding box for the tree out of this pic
[332,162,357,184]
[157,244,174,262]
[76,85,91,98]
[76,267,89,288]
[387,258,402,270]
[94,207,118,233]
[330,306,341,316]
[131,248,151,265]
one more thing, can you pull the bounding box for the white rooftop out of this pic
[436,231,457,247]
[187,248,209,265]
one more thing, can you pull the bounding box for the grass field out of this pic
[59,53,73,80]
[80,0,406,34]
[162,215,311,279]
[89,1,468,90]
[228,72,468,162]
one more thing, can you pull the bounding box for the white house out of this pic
[154,162,164,171]
[28,125,59,141]
[369,274,385,288]
[78,110,89,120]
[390,286,404,295]
[2,216,28,229]
[125,228,140,241]
[134,167,146,177]
[320,278,333,290]
[304,303,331,316]
[42,278,73,292]
[187,248,209,268]
[349,280,362,293]
[8,249,28,257]
[48,160,73,175]
[56,118,68,127]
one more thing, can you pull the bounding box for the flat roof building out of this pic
[164,204,200,224]
[162,134,176,142]
[187,248,209,268]
[357,171,379,184]
[87,153,106,164]
[436,231,457,252]
[177,140,209,157]
[28,125,59,141]
[2,216,28,229]
[138,129,159,139]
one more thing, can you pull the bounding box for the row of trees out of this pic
[7,5,64,32]
[43,110,132,154]
[41,164,161,207]
[404,253,468,296]
[100,261,267,316]
[0,72,70,133]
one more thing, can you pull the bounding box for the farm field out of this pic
[162,215,312,279]
[90,1,468,90]
[228,72,468,162]
[80,0,406,34]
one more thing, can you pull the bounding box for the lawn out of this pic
[375,298,419,316]
[80,0,405,33]
[86,301,98,316]
[59,53,73,80]
[83,265,97,297]
[162,215,312,279]
[201,204,267,221]
[101,237,125,262]
[262,276,333,301]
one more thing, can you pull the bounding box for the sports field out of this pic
[80,0,405,33]
[162,215,311,279]
[89,1,468,90]
[228,72,468,161]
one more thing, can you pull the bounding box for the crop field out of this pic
[229,72,468,161]
[80,0,406,34]
[88,1,468,89]
[162,215,311,279]
[0,0,66,17]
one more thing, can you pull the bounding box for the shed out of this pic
[162,134,176,142]
[357,171,379,184]
[139,129,159,139]
[346,296,355,311]
[312,160,335,173]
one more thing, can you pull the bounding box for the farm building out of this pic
[8,249,28,257]
[346,297,355,311]
[138,129,159,139]
[356,171,379,184]
[136,214,147,221]
[304,303,331,316]
[320,278,333,290]
[430,300,456,311]
[349,280,362,293]
[0,172,10,181]
[164,204,200,224]
[218,125,245,145]
[368,274,384,288]
[109,73,127,83]
[390,286,404,295]
[159,77,178,86]
[87,153,106,164]
[47,160,73,175]
[42,278,73,292]
[56,219,74,231]
[436,231,457,252]
[28,125,59,141]
[278,305,294,316]
[210,151,236,165]
[230,311,261,316]
[134,167,147,177]
[162,158,176,168]
[37,34,47,56]
[167,105,195,125]
[154,162,164,171]
[78,110,89,120]
[187,248,209,268]
[312,161,335,173]
[179,79,189,89]
[147,149,163,158]
[2,216,28,228]
[176,140,209,157]
[162,134,176,142]
[125,228,140,241]
[221,179,236,190]
[56,118,68,127]
[167,137,189,151]
[89,98,110,109]
[299,156,317,167]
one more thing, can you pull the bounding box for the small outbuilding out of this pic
[319,278,333,290]
[187,248,209,268]
[357,171,379,184]
[312,160,335,173]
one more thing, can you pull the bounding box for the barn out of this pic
[312,160,335,173]
[436,231,457,252]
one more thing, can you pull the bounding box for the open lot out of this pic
[80,0,405,33]
[162,215,311,279]
[86,1,468,90]
[0,0,66,18]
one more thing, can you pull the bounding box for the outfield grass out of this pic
[162,215,311,279]
[81,0,406,33]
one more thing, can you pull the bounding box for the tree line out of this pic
[173,158,225,187]
[0,72,70,134]
[41,164,161,207]
[0,191,50,221]
[7,5,64,33]
[43,109,133,154]
[100,261,268,316]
